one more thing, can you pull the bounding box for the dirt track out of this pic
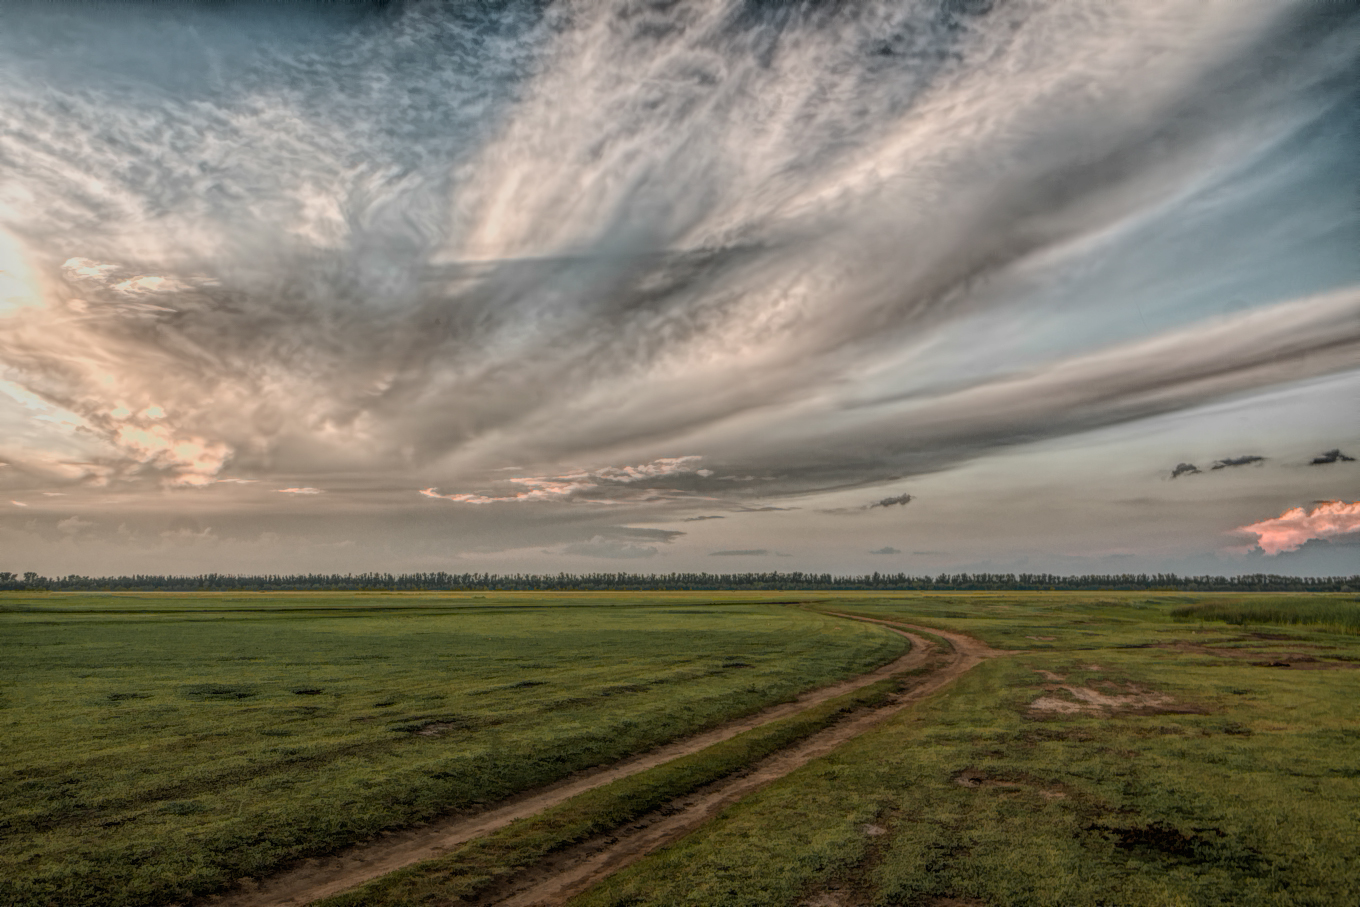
[202,612,998,907]
[481,616,1000,906]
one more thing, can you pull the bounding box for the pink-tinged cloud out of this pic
[1235,500,1360,555]
[114,423,230,486]
[276,487,323,495]
[420,457,707,505]
[419,478,597,505]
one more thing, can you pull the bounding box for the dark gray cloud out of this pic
[1311,449,1355,465]
[1211,456,1266,470]
[870,546,902,555]
[1170,463,1201,479]
[608,527,685,543]
[869,493,914,508]
[682,515,725,522]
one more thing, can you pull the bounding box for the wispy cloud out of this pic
[560,537,660,559]
[0,0,1354,572]
[421,457,706,505]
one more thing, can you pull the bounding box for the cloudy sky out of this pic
[1,0,1357,577]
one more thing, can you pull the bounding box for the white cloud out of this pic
[560,536,660,559]
[57,516,94,535]
[61,258,119,281]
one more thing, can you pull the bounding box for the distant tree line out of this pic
[0,570,1354,593]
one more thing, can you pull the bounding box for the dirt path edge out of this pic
[487,616,1002,905]
[200,616,926,907]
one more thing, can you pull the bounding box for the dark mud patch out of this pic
[1085,821,1265,870]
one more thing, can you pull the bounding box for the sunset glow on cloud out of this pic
[1235,502,1360,556]
[420,458,709,505]
[0,0,1355,574]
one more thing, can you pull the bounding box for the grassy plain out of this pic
[574,593,1360,907]
[0,592,906,907]
[316,673,914,907]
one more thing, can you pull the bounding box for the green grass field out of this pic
[573,593,1360,907]
[314,672,915,907]
[5,591,1358,907]
[0,592,906,907]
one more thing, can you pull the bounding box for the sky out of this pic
[0,0,1357,577]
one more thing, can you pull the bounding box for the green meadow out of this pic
[0,593,905,907]
[574,593,1360,907]
[5,591,1358,907]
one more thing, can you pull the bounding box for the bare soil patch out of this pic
[1028,681,1201,716]
[1156,640,1359,669]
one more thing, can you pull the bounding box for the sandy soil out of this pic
[201,613,982,907]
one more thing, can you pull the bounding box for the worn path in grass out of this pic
[205,613,980,907]
[475,615,1003,906]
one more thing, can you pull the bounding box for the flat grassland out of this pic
[575,593,1360,907]
[0,593,905,907]
[5,591,1358,907]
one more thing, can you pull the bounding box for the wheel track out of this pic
[201,612,945,907]
[480,614,1001,906]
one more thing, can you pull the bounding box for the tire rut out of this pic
[201,616,933,907]
[473,615,1000,906]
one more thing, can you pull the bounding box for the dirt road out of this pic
[203,613,973,907]
[479,615,1001,906]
